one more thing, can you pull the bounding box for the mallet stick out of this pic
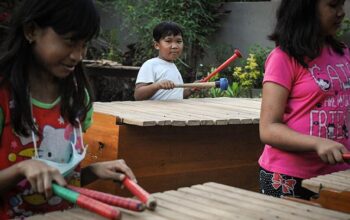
[201,49,242,82]
[52,183,121,220]
[343,153,350,160]
[123,177,157,210]
[176,82,217,88]
[175,78,228,90]
[67,185,145,212]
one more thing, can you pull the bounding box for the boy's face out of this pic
[154,34,183,62]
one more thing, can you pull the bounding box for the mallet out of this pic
[123,177,157,210]
[67,185,145,212]
[175,78,228,91]
[201,49,242,82]
[52,183,121,220]
[343,153,350,161]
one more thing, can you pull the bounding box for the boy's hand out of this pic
[155,80,175,90]
[88,159,136,183]
[18,160,66,198]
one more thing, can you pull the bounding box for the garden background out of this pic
[1,0,350,100]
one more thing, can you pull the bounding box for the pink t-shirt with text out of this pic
[259,46,350,179]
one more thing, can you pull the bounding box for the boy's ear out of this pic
[154,41,160,50]
[23,22,39,44]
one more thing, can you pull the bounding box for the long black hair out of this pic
[269,0,345,67]
[0,0,100,136]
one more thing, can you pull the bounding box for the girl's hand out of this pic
[88,159,136,183]
[155,80,175,90]
[18,160,66,198]
[315,139,348,164]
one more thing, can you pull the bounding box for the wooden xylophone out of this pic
[302,169,350,214]
[83,98,263,196]
[28,182,350,220]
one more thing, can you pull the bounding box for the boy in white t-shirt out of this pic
[134,21,193,100]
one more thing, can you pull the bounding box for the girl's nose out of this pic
[70,43,86,62]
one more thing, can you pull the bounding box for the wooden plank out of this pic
[311,189,350,214]
[114,124,262,195]
[302,170,350,214]
[92,98,261,126]
[162,190,256,220]
[81,112,120,194]
[28,182,350,220]
[302,170,350,193]
[205,182,350,219]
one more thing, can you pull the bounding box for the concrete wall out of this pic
[203,2,278,65]
[99,1,350,66]
[204,1,350,65]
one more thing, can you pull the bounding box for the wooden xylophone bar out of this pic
[302,169,350,214]
[28,182,350,220]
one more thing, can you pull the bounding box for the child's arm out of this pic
[183,80,201,98]
[134,80,176,100]
[260,82,347,164]
[183,88,193,99]
[81,159,136,186]
[0,160,66,197]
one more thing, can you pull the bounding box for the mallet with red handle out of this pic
[123,177,157,210]
[52,183,121,220]
[175,78,228,91]
[67,185,145,212]
[201,49,242,82]
[343,153,350,161]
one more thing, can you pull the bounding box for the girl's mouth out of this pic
[62,64,75,72]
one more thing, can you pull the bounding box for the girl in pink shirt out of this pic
[259,0,350,200]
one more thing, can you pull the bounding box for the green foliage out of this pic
[191,45,271,98]
[103,0,228,79]
[100,29,123,62]
[233,45,271,89]
[233,53,260,89]
[337,17,350,37]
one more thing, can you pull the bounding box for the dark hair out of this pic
[269,0,345,67]
[0,0,100,136]
[153,21,183,42]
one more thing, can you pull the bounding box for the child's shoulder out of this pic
[144,57,162,63]
[142,57,169,67]
[269,47,289,57]
[266,47,293,64]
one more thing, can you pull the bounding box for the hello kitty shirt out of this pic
[259,46,350,179]
[0,86,93,219]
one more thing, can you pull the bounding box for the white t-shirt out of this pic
[136,57,184,100]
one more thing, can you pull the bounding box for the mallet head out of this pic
[215,78,228,91]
